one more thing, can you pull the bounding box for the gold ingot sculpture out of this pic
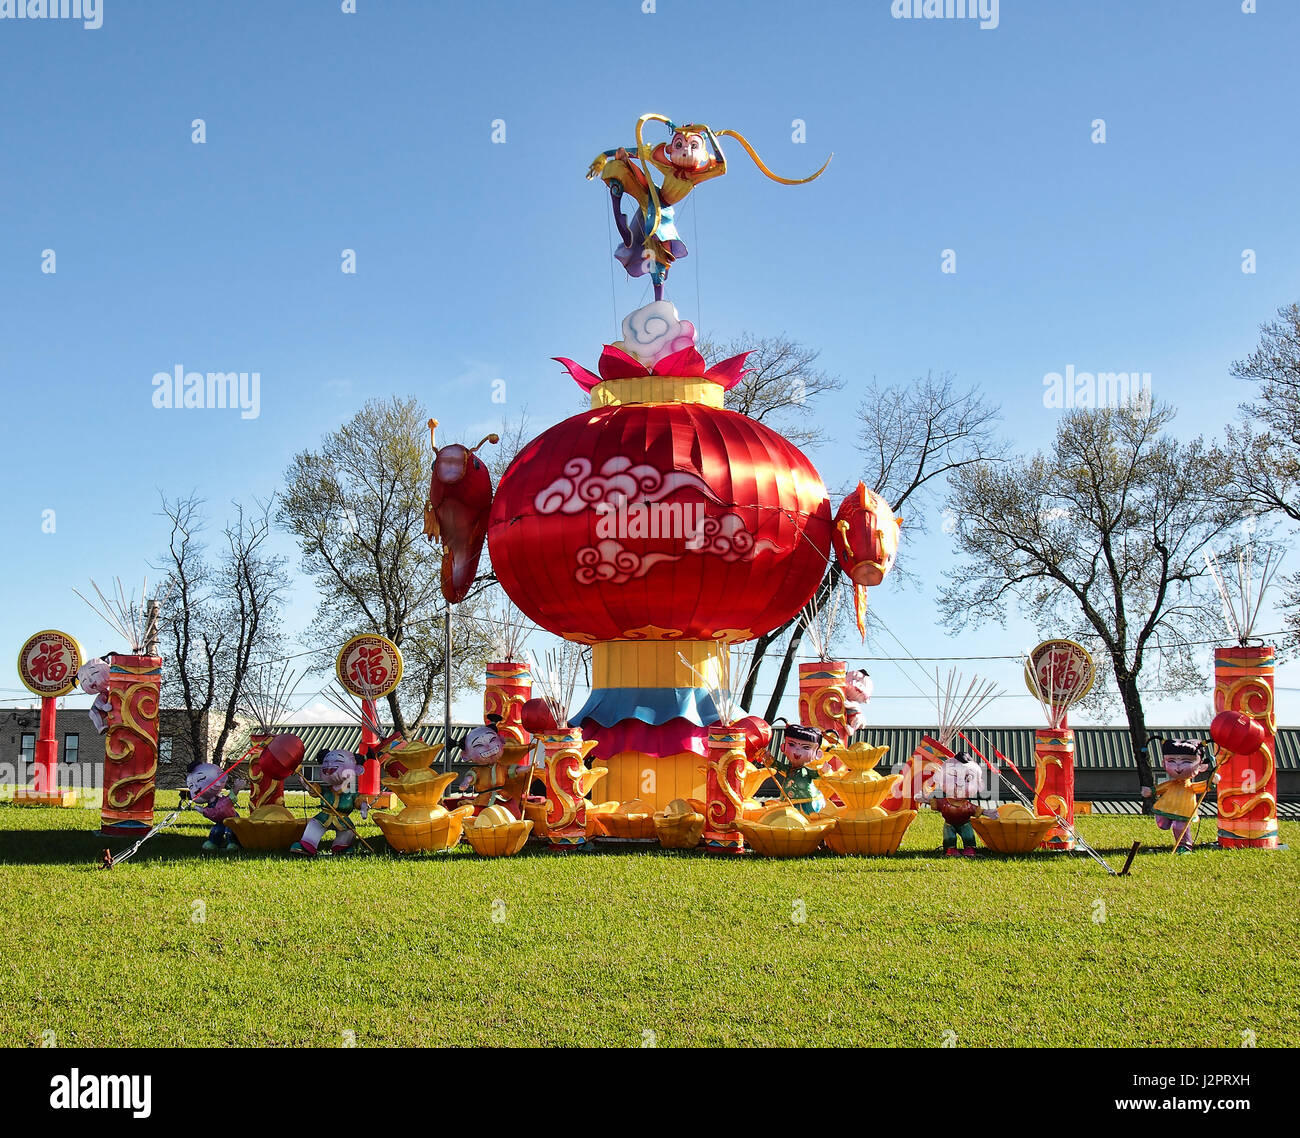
[653,798,706,849]
[821,742,890,776]
[818,770,902,813]
[224,804,308,851]
[971,803,1055,854]
[382,769,459,810]
[381,741,443,776]
[373,802,474,853]
[594,797,658,840]
[822,805,916,856]
[735,805,835,858]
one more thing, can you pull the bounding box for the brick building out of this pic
[0,707,254,792]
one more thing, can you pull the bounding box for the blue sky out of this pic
[2,0,1297,728]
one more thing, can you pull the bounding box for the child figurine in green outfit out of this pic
[767,722,828,815]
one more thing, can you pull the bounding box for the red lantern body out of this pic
[488,402,832,643]
[521,697,560,735]
[259,733,305,780]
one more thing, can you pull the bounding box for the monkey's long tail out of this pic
[716,128,832,185]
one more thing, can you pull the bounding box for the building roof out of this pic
[835,725,1300,771]
[278,722,473,762]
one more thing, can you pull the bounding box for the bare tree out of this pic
[859,371,1005,536]
[1223,302,1300,521]
[1221,301,1300,641]
[739,373,1003,715]
[701,334,845,450]
[278,395,495,733]
[938,402,1237,802]
[487,411,534,485]
[156,493,288,765]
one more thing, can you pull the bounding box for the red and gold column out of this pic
[485,661,532,743]
[1034,728,1075,850]
[542,727,596,850]
[703,724,746,852]
[101,653,161,836]
[882,734,952,813]
[1214,646,1278,849]
[798,661,847,743]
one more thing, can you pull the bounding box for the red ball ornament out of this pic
[488,402,833,643]
[521,697,561,735]
[1210,709,1266,757]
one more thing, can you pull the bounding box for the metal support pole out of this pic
[443,600,453,772]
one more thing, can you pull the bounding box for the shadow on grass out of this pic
[1,805,1240,870]
[0,827,1123,869]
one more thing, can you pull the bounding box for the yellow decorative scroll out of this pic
[1213,646,1278,847]
[104,681,160,810]
[1217,743,1276,819]
[706,750,746,831]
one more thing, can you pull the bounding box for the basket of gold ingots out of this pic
[823,806,917,856]
[735,805,836,858]
[594,798,658,841]
[971,803,1056,854]
[372,743,474,853]
[463,803,533,857]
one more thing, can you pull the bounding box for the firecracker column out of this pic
[1214,645,1279,849]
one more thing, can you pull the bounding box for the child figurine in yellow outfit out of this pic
[1144,738,1217,853]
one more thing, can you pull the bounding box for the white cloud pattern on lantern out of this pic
[534,456,722,515]
[575,541,680,585]
[687,513,781,561]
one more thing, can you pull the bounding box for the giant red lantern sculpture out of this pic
[427,115,898,812]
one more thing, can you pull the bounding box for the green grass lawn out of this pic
[1,794,1296,1048]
